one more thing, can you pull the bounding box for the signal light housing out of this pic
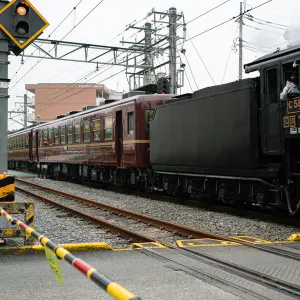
[0,0,49,55]
[157,77,170,94]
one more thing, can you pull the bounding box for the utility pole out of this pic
[144,22,152,86]
[24,94,27,128]
[0,1,9,173]
[239,1,243,80]
[169,7,177,94]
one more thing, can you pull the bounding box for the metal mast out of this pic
[238,2,243,80]
[0,1,9,173]
[24,94,28,128]
[144,22,153,86]
[169,7,177,94]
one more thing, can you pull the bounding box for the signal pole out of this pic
[169,7,177,94]
[0,0,9,173]
[239,2,243,80]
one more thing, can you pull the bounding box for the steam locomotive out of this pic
[8,44,300,215]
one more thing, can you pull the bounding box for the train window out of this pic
[49,129,53,145]
[104,117,113,140]
[44,131,48,145]
[266,68,278,104]
[144,109,155,130]
[84,121,90,143]
[67,125,73,144]
[22,135,25,149]
[93,119,101,141]
[54,128,59,145]
[33,135,35,148]
[25,135,28,148]
[60,127,66,145]
[282,63,300,87]
[128,112,134,135]
[75,123,81,143]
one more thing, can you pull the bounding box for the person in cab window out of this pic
[280,71,300,101]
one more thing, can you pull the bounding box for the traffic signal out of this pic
[15,2,30,38]
[0,0,49,55]
[157,77,170,94]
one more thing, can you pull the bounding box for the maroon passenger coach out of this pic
[8,94,172,188]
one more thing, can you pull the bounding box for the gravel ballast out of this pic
[15,189,130,247]
[16,178,300,242]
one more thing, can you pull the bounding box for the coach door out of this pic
[262,67,282,155]
[115,111,123,167]
[36,131,39,162]
[28,132,33,162]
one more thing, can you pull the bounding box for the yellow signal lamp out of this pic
[16,2,29,16]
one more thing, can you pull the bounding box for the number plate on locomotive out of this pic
[287,97,300,114]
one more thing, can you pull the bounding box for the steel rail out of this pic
[16,186,154,243]
[16,179,300,262]
[16,179,225,240]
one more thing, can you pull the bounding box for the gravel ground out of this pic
[16,178,300,241]
[15,189,130,248]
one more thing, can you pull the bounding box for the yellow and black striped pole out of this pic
[0,207,141,300]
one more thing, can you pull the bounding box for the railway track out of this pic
[16,179,225,246]
[16,179,300,259]
[15,179,300,298]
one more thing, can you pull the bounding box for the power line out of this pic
[46,16,148,84]
[37,53,146,112]
[242,40,287,50]
[183,0,272,44]
[244,23,284,36]
[10,0,106,91]
[181,50,199,90]
[245,14,288,29]
[187,33,215,85]
[10,0,85,83]
[186,0,232,25]
[222,24,239,84]
[36,46,140,108]
[245,16,287,31]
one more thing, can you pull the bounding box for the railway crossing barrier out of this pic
[0,207,142,300]
[0,202,34,245]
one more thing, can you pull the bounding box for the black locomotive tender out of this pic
[151,45,300,215]
[9,45,300,214]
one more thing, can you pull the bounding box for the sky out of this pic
[6,0,300,129]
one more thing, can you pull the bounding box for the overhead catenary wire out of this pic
[37,52,147,111]
[36,35,171,107]
[46,15,149,84]
[10,0,107,91]
[36,45,142,108]
[10,0,85,83]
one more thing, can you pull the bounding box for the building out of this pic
[25,83,110,122]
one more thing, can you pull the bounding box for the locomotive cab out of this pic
[245,45,300,156]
